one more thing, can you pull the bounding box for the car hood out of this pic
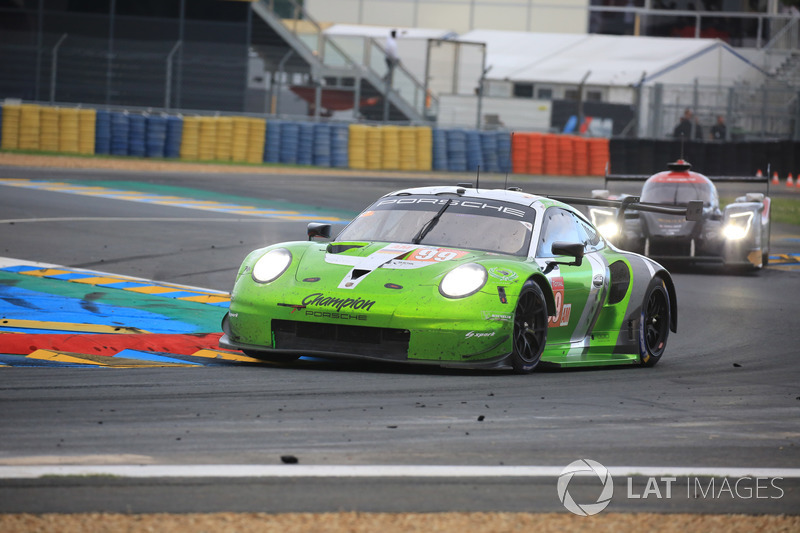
[293,241,517,291]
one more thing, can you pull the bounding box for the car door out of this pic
[536,207,607,345]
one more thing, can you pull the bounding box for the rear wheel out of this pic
[639,276,670,367]
[511,280,549,374]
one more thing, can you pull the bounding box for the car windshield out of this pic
[641,180,716,207]
[336,194,535,256]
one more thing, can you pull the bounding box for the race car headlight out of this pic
[590,208,619,238]
[440,263,487,299]
[722,212,753,240]
[252,248,292,283]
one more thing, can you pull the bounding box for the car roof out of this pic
[645,159,715,187]
[382,186,553,209]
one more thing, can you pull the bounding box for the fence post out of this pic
[50,33,68,104]
[165,40,182,110]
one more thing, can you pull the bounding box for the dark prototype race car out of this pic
[221,185,697,373]
[588,160,771,270]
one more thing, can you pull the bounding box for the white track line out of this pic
[0,465,798,479]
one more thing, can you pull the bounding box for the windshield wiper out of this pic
[412,199,452,244]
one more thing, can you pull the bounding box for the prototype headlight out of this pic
[722,212,753,240]
[590,208,619,238]
[439,263,487,299]
[252,248,292,283]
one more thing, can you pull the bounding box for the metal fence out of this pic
[643,81,800,141]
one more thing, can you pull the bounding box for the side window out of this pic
[537,208,584,258]
[577,217,604,253]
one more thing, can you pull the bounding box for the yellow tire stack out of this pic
[230,116,250,163]
[416,126,433,171]
[246,118,266,164]
[197,117,217,161]
[215,116,234,162]
[348,124,368,169]
[365,126,383,170]
[78,108,96,154]
[39,106,60,152]
[398,126,417,171]
[58,107,80,153]
[18,104,41,151]
[180,116,200,160]
[1,105,21,150]
[381,125,400,170]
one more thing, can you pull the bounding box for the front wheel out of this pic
[638,276,670,367]
[510,280,549,374]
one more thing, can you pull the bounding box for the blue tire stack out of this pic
[279,121,300,164]
[330,123,349,168]
[297,122,314,166]
[145,115,167,158]
[480,131,500,173]
[432,128,448,171]
[497,132,511,174]
[164,116,183,158]
[446,129,468,172]
[110,112,130,156]
[94,110,111,155]
[465,130,483,172]
[128,114,146,157]
[264,120,281,163]
[313,123,331,167]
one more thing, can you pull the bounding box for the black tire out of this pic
[638,276,670,367]
[510,280,549,374]
[243,350,300,364]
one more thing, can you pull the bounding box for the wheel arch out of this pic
[528,274,556,317]
[657,269,678,333]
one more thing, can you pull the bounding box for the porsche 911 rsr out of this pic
[220,185,691,373]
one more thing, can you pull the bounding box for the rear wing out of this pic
[604,165,772,195]
[548,195,704,226]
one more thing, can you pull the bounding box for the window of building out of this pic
[513,83,534,98]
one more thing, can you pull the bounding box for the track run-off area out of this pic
[1,155,799,529]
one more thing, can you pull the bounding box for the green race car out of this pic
[220,185,683,373]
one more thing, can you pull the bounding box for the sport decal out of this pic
[548,277,571,327]
[302,293,376,312]
[488,267,518,282]
[408,248,468,262]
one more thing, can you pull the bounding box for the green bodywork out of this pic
[223,240,647,369]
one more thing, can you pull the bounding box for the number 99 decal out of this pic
[547,276,571,327]
[411,248,467,262]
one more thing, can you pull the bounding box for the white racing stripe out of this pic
[0,464,798,479]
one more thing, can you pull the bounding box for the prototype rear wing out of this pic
[548,195,704,226]
[604,166,771,194]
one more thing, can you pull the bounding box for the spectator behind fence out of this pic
[710,115,727,141]
[384,29,399,82]
[673,108,703,140]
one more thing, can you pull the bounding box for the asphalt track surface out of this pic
[0,162,799,515]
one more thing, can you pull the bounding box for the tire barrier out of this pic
[145,115,167,158]
[127,114,146,157]
[58,107,80,154]
[279,121,300,165]
[13,104,796,179]
[95,109,111,155]
[78,109,96,155]
[179,116,200,160]
[164,115,182,159]
[39,106,60,152]
[264,120,281,163]
[110,112,130,157]
[297,122,314,166]
[330,123,349,168]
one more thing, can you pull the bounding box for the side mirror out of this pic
[307,223,331,241]
[543,242,584,274]
[685,200,703,222]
